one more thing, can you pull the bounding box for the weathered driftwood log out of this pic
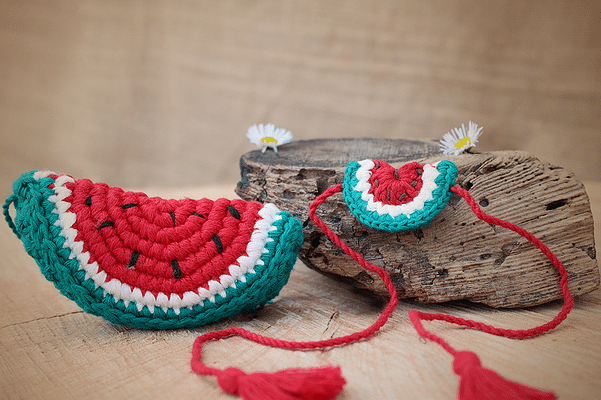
[236,139,599,308]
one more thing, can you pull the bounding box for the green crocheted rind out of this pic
[343,160,458,232]
[4,171,304,330]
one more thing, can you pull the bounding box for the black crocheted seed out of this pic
[191,212,206,219]
[85,196,92,206]
[170,212,176,226]
[127,251,139,269]
[171,260,182,279]
[98,221,114,230]
[213,234,223,254]
[227,206,241,220]
[122,203,138,209]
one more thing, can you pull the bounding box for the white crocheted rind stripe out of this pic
[35,171,281,315]
[353,160,441,218]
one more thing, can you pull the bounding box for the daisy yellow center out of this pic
[455,137,471,150]
[260,137,278,145]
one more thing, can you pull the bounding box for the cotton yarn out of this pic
[189,158,572,400]
[3,170,303,330]
[343,159,457,231]
[4,159,574,399]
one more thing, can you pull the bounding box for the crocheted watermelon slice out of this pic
[343,159,458,232]
[4,171,303,329]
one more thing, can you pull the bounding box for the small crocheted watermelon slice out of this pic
[343,160,458,232]
[4,171,303,329]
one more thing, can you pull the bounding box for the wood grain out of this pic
[236,140,599,307]
[1,182,600,400]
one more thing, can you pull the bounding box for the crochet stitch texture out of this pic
[4,171,303,329]
[343,159,458,232]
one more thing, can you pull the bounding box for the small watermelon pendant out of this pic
[4,171,304,329]
[343,160,458,232]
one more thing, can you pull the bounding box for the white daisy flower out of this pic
[246,123,293,153]
[439,121,483,155]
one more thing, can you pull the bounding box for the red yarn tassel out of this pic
[406,186,574,400]
[191,185,398,400]
[215,366,346,400]
[452,351,557,400]
[191,183,572,399]
[191,329,347,400]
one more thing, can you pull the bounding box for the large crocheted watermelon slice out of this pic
[343,159,458,232]
[4,171,303,329]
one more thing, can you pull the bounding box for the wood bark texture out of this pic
[236,139,599,308]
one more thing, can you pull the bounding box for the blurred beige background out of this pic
[1,0,600,201]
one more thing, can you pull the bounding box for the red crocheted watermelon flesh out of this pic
[367,161,424,206]
[58,177,264,300]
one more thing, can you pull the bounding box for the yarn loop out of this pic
[4,162,574,400]
[188,177,571,399]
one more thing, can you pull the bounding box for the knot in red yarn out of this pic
[452,351,481,375]
[217,367,246,395]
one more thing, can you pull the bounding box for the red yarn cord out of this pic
[191,184,398,377]
[191,182,574,398]
[410,185,574,357]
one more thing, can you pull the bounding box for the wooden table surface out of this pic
[1,182,600,400]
